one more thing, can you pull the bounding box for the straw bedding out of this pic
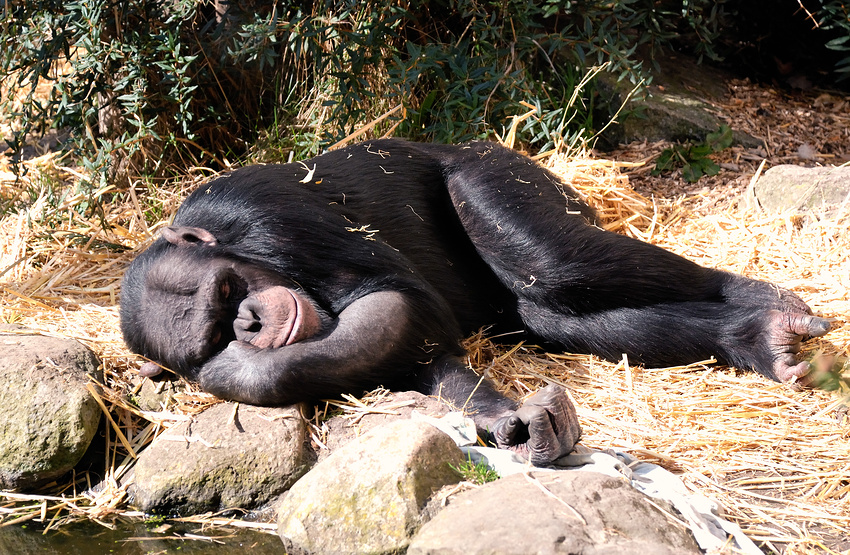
[1,87,848,553]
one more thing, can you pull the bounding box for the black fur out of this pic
[121,139,828,452]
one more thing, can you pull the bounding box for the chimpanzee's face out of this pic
[126,238,322,378]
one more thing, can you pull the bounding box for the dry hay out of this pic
[1,146,849,553]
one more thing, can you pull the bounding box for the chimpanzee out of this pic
[120,139,830,465]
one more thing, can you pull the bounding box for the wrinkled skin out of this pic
[769,310,831,382]
[719,278,831,383]
[493,385,582,465]
[121,139,832,465]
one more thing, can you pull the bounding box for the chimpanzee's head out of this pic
[120,226,323,379]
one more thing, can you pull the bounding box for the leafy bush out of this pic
[652,125,733,183]
[1,0,732,208]
[816,1,850,79]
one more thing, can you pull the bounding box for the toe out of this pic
[775,359,812,383]
[786,314,831,337]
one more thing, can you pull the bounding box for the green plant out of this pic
[803,353,850,392]
[2,1,281,187]
[1,0,735,215]
[144,514,167,527]
[652,125,733,182]
[815,1,850,80]
[452,455,500,485]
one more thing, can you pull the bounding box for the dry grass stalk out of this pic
[548,152,653,237]
[1,147,848,553]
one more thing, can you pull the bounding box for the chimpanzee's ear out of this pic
[160,226,219,247]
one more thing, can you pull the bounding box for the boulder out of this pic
[320,390,450,459]
[277,419,465,554]
[130,402,311,514]
[0,326,102,490]
[408,470,701,555]
[597,51,761,149]
[753,164,850,214]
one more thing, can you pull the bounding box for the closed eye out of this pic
[218,273,247,308]
[210,322,223,346]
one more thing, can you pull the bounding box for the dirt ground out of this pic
[612,77,849,208]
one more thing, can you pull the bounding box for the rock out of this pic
[0,325,103,490]
[320,391,450,459]
[277,419,465,555]
[408,471,701,555]
[753,165,850,214]
[617,87,729,144]
[597,51,761,149]
[130,402,311,514]
[130,377,181,412]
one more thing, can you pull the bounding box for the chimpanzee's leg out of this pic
[443,142,830,382]
[515,293,829,382]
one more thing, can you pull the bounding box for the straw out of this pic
[2,99,848,553]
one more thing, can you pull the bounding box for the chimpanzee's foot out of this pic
[491,384,581,466]
[729,277,832,383]
[725,276,813,313]
[767,309,831,383]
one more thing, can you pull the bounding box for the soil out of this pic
[609,77,850,213]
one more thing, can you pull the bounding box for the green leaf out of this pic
[706,125,733,152]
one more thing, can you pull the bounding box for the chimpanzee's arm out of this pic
[419,357,582,465]
[198,291,426,405]
[199,288,583,465]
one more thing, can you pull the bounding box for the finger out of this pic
[494,415,521,447]
[526,409,557,446]
[524,408,559,465]
[775,358,812,383]
[525,386,577,436]
[501,405,553,445]
[788,314,831,338]
[139,361,163,378]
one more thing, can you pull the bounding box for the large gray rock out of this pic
[754,165,850,213]
[0,326,102,490]
[408,471,701,555]
[597,52,761,149]
[277,419,465,555]
[130,402,311,514]
[320,391,450,459]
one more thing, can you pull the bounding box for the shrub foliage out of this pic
[2,0,846,201]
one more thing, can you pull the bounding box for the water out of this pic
[0,520,284,554]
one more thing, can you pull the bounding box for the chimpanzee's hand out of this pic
[198,341,285,405]
[491,384,581,466]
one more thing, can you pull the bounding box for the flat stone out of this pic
[753,164,850,213]
[130,402,311,514]
[408,470,701,555]
[320,390,450,459]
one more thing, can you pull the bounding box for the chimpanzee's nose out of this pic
[234,297,263,341]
